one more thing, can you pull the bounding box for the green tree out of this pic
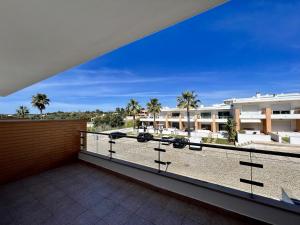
[126,99,141,130]
[225,118,237,143]
[16,106,29,118]
[110,113,125,127]
[177,91,200,137]
[146,98,162,131]
[115,107,126,118]
[31,93,50,117]
[92,113,124,130]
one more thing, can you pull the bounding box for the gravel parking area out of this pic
[86,134,300,202]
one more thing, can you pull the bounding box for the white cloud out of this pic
[48,102,115,112]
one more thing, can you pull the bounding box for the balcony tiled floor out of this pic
[0,162,258,225]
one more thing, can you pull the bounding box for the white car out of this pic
[188,137,202,151]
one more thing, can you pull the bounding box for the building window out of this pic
[172,113,180,118]
[201,124,211,130]
[272,110,290,114]
[219,124,226,131]
[218,111,231,119]
[201,112,211,119]
[171,122,179,129]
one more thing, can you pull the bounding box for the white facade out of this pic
[141,93,300,135]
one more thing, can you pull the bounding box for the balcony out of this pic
[240,112,266,119]
[1,162,262,225]
[182,116,195,122]
[271,113,300,120]
[196,115,213,123]
[215,115,232,123]
[140,116,166,122]
[81,131,300,224]
[1,120,300,225]
[167,115,181,122]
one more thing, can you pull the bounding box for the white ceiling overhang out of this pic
[0,0,226,96]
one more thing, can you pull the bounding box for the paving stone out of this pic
[69,210,102,225]
[102,205,133,225]
[123,215,155,225]
[90,198,118,219]
[0,163,254,225]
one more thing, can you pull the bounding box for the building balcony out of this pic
[197,118,213,123]
[1,120,300,225]
[240,113,266,119]
[194,115,213,122]
[182,116,195,122]
[80,132,300,224]
[140,116,166,122]
[1,162,262,225]
[271,114,300,120]
[215,115,232,123]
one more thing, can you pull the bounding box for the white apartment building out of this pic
[140,93,300,134]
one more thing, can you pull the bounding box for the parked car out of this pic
[173,137,189,149]
[188,137,202,151]
[109,132,126,139]
[137,133,153,142]
[161,136,174,145]
[184,128,194,132]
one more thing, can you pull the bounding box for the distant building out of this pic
[140,93,300,134]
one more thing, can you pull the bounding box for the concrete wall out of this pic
[0,120,86,184]
[237,133,271,144]
[290,136,300,145]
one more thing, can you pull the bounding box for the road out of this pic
[86,133,300,202]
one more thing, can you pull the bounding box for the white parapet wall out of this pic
[290,136,300,145]
[278,132,300,137]
[238,133,271,145]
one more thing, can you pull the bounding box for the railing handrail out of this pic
[80,130,300,158]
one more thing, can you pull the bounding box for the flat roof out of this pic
[225,93,300,104]
[161,104,231,112]
[0,0,226,96]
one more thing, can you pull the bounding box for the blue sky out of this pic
[1,0,300,114]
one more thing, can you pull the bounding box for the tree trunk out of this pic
[187,107,191,137]
[133,115,136,130]
[153,113,156,132]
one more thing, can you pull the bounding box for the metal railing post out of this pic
[154,139,171,173]
[96,134,99,153]
[108,135,116,160]
[80,131,86,151]
[239,152,264,198]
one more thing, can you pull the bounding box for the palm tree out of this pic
[146,98,162,131]
[31,93,50,117]
[225,118,237,143]
[126,99,141,130]
[177,91,200,137]
[16,106,29,118]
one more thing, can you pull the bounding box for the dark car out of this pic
[137,133,153,142]
[173,138,189,149]
[109,132,126,139]
[161,136,174,145]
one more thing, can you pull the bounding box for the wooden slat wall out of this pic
[0,120,86,184]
